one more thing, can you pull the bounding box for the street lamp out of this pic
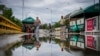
[46,8,52,24]
[46,8,53,37]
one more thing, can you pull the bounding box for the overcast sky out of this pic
[0,0,99,24]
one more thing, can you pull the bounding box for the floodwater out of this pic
[0,33,100,56]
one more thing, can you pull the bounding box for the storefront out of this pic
[77,18,85,32]
[69,9,85,32]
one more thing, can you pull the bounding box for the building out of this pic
[69,9,84,33]
[84,3,100,51]
[0,15,22,34]
[69,3,100,33]
[54,26,66,40]
[66,3,100,51]
[54,27,61,39]
[85,3,100,33]
[22,17,35,33]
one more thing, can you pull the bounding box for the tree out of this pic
[15,19,22,26]
[0,5,22,27]
[11,16,22,26]
[41,24,48,29]
[52,22,60,28]
[0,5,5,10]
[64,19,69,27]
[3,8,13,19]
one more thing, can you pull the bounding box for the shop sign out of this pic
[86,36,96,49]
[86,18,94,31]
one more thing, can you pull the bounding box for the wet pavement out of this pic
[0,33,100,56]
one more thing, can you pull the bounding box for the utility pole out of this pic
[46,8,53,34]
[22,0,24,20]
[46,8,52,24]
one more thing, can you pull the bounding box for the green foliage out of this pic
[52,22,60,28]
[52,19,69,28]
[41,24,48,29]
[0,4,22,26]
[3,8,13,19]
[64,19,69,26]
[10,16,22,26]
[0,5,5,10]
[15,19,22,26]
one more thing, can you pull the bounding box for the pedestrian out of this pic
[34,17,41,40]
[27,26,31,33]
[59,16,65,27]
[59,16,65,40]
[34,40,41,51]
[48,23,52,33]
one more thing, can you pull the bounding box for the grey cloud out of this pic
[74,0,93,3]
[0,0,99,23]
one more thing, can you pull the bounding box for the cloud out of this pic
[23,0,56,8]
[0,0,99,23]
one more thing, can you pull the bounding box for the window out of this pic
[72,21,75,25]
[77,19,80,25]
[78,38,84,43]
[80,18,84,24]
[70,21,72,26]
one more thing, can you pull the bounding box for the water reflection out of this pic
[0,34,100,56]
[5,42,22,56]
[22,34,34,50]
[69,34,85,49]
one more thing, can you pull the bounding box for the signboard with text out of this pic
[86,36,96,49]
[86,18,94,31]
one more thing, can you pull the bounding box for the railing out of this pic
[0,15,22,34]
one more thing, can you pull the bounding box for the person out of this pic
[60,41,66,52]
[34,17,41,41]
[59,16,65,40]
[48,23,52,33]
[34,17,41,34]
[28,26,31,33]
[34,40,41,51]
[59,16,65,27]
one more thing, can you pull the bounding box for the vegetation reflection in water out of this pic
[4,34,100,56]
[5,41,22,56]
[4,34,70,56]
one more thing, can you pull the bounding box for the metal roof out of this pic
[70,3,100,18]
[22,17,35,24]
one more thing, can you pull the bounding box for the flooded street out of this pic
[0,0,100,56]
[0,33,100,56]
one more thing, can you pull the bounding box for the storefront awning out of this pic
[70,9,84,18]
[84,3,99,13]
[70,3,100,18]
[22,44,34,50]
[22,17,35,24]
